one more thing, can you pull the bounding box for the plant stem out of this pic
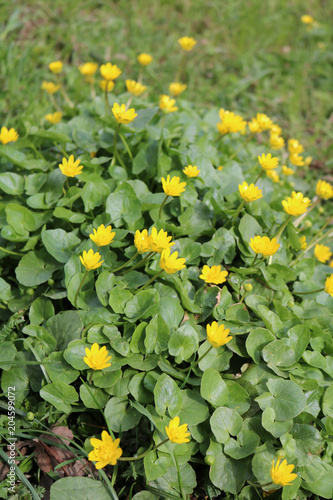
[0,246,22,256]
[90,80,96,99]
[274,214,293,240]
[49,93,61,112]
[291,288,324,295]
[123,251,155,274]
[229,133,254,160]
[137,269,164,291]
[251,254,258,266]
[253,169,264,184]
[175,53,186,81]
[112,252,139,273]
[112,123,127,170]
[159,194,169,219]
[173,450,186,500]
[293,198,320,227]
[117,438,169,462]
[119,132,133,159]
[74,270,88,308]
[57,76,74,108]
[88,371,94,384]
[179,345,213,389]
[227,199,246,228]
[104,86,112,114]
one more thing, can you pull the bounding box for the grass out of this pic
[1,0,333,164]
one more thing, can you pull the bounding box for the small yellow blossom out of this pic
[305,156,312,166]
[301,15,314,24]
[258,153,279,171]
[41,81,60,94]
[217,165,223,171]
[162,175,186,197]
[282,165,294,176]
[330,261,333,268]
[137,53,153,66]
[206,321,232,348]
[299,235,307,250]
[255,113,273,131]
[149,227,175,253]
[200,265,228,285]
[288,139,304,155]
[79,249,104,271]
[49,61,63,74]
[270,124,282,136]
[89,431,122,469]
[248,119,261,134]
[238,181,263,202]
[269,134,285,150]
[125,79,147,96]
[79,62,98,77]
[165,416,190,443]
[289,153,305,167]
[59,155,83,177]
[178,36,197,51]
[325,275,333,296]
[266,170,280,183]
[249,236,280,257]
[89,224,115,247]
[270,459,297,487]
[314,244,332,264]
[169,82,187,97]
[217,109,247,135]
[316,180,333,200]
[99,80,115,92]
[100,63,122,81]
[183,165,200,177]
[159,94,178,113]
[45,112,62,124]
[159,248,186,275]
[134,229,152,254]
[84,343,112,370]
[0,127,19,145]
[112,103,137,124]
[282,191,311,216]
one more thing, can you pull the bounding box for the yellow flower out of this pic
[270,124,282,136]
[217,165,223,171]
[100,63,122,81]
[301,15,314,24]
[125,79,147,96]
[0,127,19,145]
[289,153,305,167]
[305,156,312,166]
[249,236,280,257]
[238,181,263,202]
[41,81,60,94]
[49,61,63,74]
[270,459,297,487]
[282,191,311,216]
[159,94,178,113]
[206,321,232,348]
[59,155,83,177]
[149,227,175,253]
[84,343,112,370]
[314,244,332,263]
[79,62,98,76]
[330,261,333,268]
[178,36,197,51]
[248,119,261,134]
[255,113,273,131]
[325,275,333,296]
[299,235,307,250]
[112,103,137,124]
[159,248,186,275]
[217,109,247,135]
[165,416,190,443]
[269,134,285,150]
[89,224,116,247]
[137,53,153,66]
[183,165,200,177]
[169,82,187,97]
[162,175,186,197]
[258,153,279,171]
[288,139,304,155]
[266,170,280,183]
[89,431,122,469]
[99,80,115,92]
[282,165,294,176]
[200,265,228,285]
[45,112,62,124]
[134,229,152,254]
[79,249,104,271]
[316,180,333,200]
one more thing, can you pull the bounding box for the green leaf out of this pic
[132,107,159,131]
[109,287,133,314]
[50,477,110,500]
[154,373,182,417]
[178,389,209,426]
[46,311,83,350]
[178,200,213,237]
[156,296,185,330]
[15,250,59,286]
[79,384,109,409]
[124,289,159,321]
[256,304,284,335]
[0,172,24,194]
[168,323,199,362]
[53,207,86,224]
[0,342,17,371]
[96,271,116,307]
[0,278,12,300]
[238,213,262,243]
[323,385,333,418]
[6,202,35,235]
[63,340,92,370]
[40,381,79,413]
[104,396,141,432]
[207,440,246,494]
[128,372,154,404]
[200,368,228,407]
[30,129,71,142]
[29,296,55,325]
[43,352,79,384]
[256,378,306,421]
[210,407,243,443]
[224,430,260,459]
[106,182,142,227]
[246,328,275,363]
[41,229,81,263]
[145,314,169,354]
[262,407,293,437]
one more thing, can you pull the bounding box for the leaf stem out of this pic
[137,269,164,291]
[112,252,139,273]
[123,251,155,274]
[159,194,169,219]
[74,270,89,308]
[229,133,254,160]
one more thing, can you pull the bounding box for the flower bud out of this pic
[318,206,325,214]
[48,278,55,286]
[27,412,35,421]
[305,220,312,228]
[244,283,253,292]
[287,300,294,308]
[276,449,286,459]
[204,455,215,465]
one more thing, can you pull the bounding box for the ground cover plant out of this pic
[1,8,333,500]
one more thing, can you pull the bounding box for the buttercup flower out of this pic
[162,175,186,196]
[301,15,314,24]
[159,94,178,113]
[165,416,190,443]
[289,153,305,167]
[41,81,60,94]
[84,343,112,370]
[178,36,197,51]
[100,63,122,81]
[99,80,115,92]
[258,153,279,171]
[299,235,307,250]
[0,127,19,145]
[325,275,333,296]
[218,165,223,171]
[282,191,311,216]
[255,113,273,131]
[266,170,280,183]
[206,321,232,348]
[269,134,285,150]
[59,155,83,177]
[217,109,247,135]
[183,165,200,177]
[79,62,98,76]
[238,181,263,202]
[89,431,122,469]
[149,227,175,253]
[134,229,152,254]
[270,124,282,136]
[112,103,137,124]
[79,249,104,271]
[305,156,312,166]
[288,139,304,155]
[200,265,228,285]
[282,165,294,176]
[159,248,186,275]
[49,61,63,73]
[314,244,332,263]
[169,82,187,97]
[125,79,147,96]
[248,119,261,134]
[316,180,333,200]
[89,224,116,247]
[137,53,153,66]
[249,236,280,257]
[270,459,297,487]
[45,112,62,124]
